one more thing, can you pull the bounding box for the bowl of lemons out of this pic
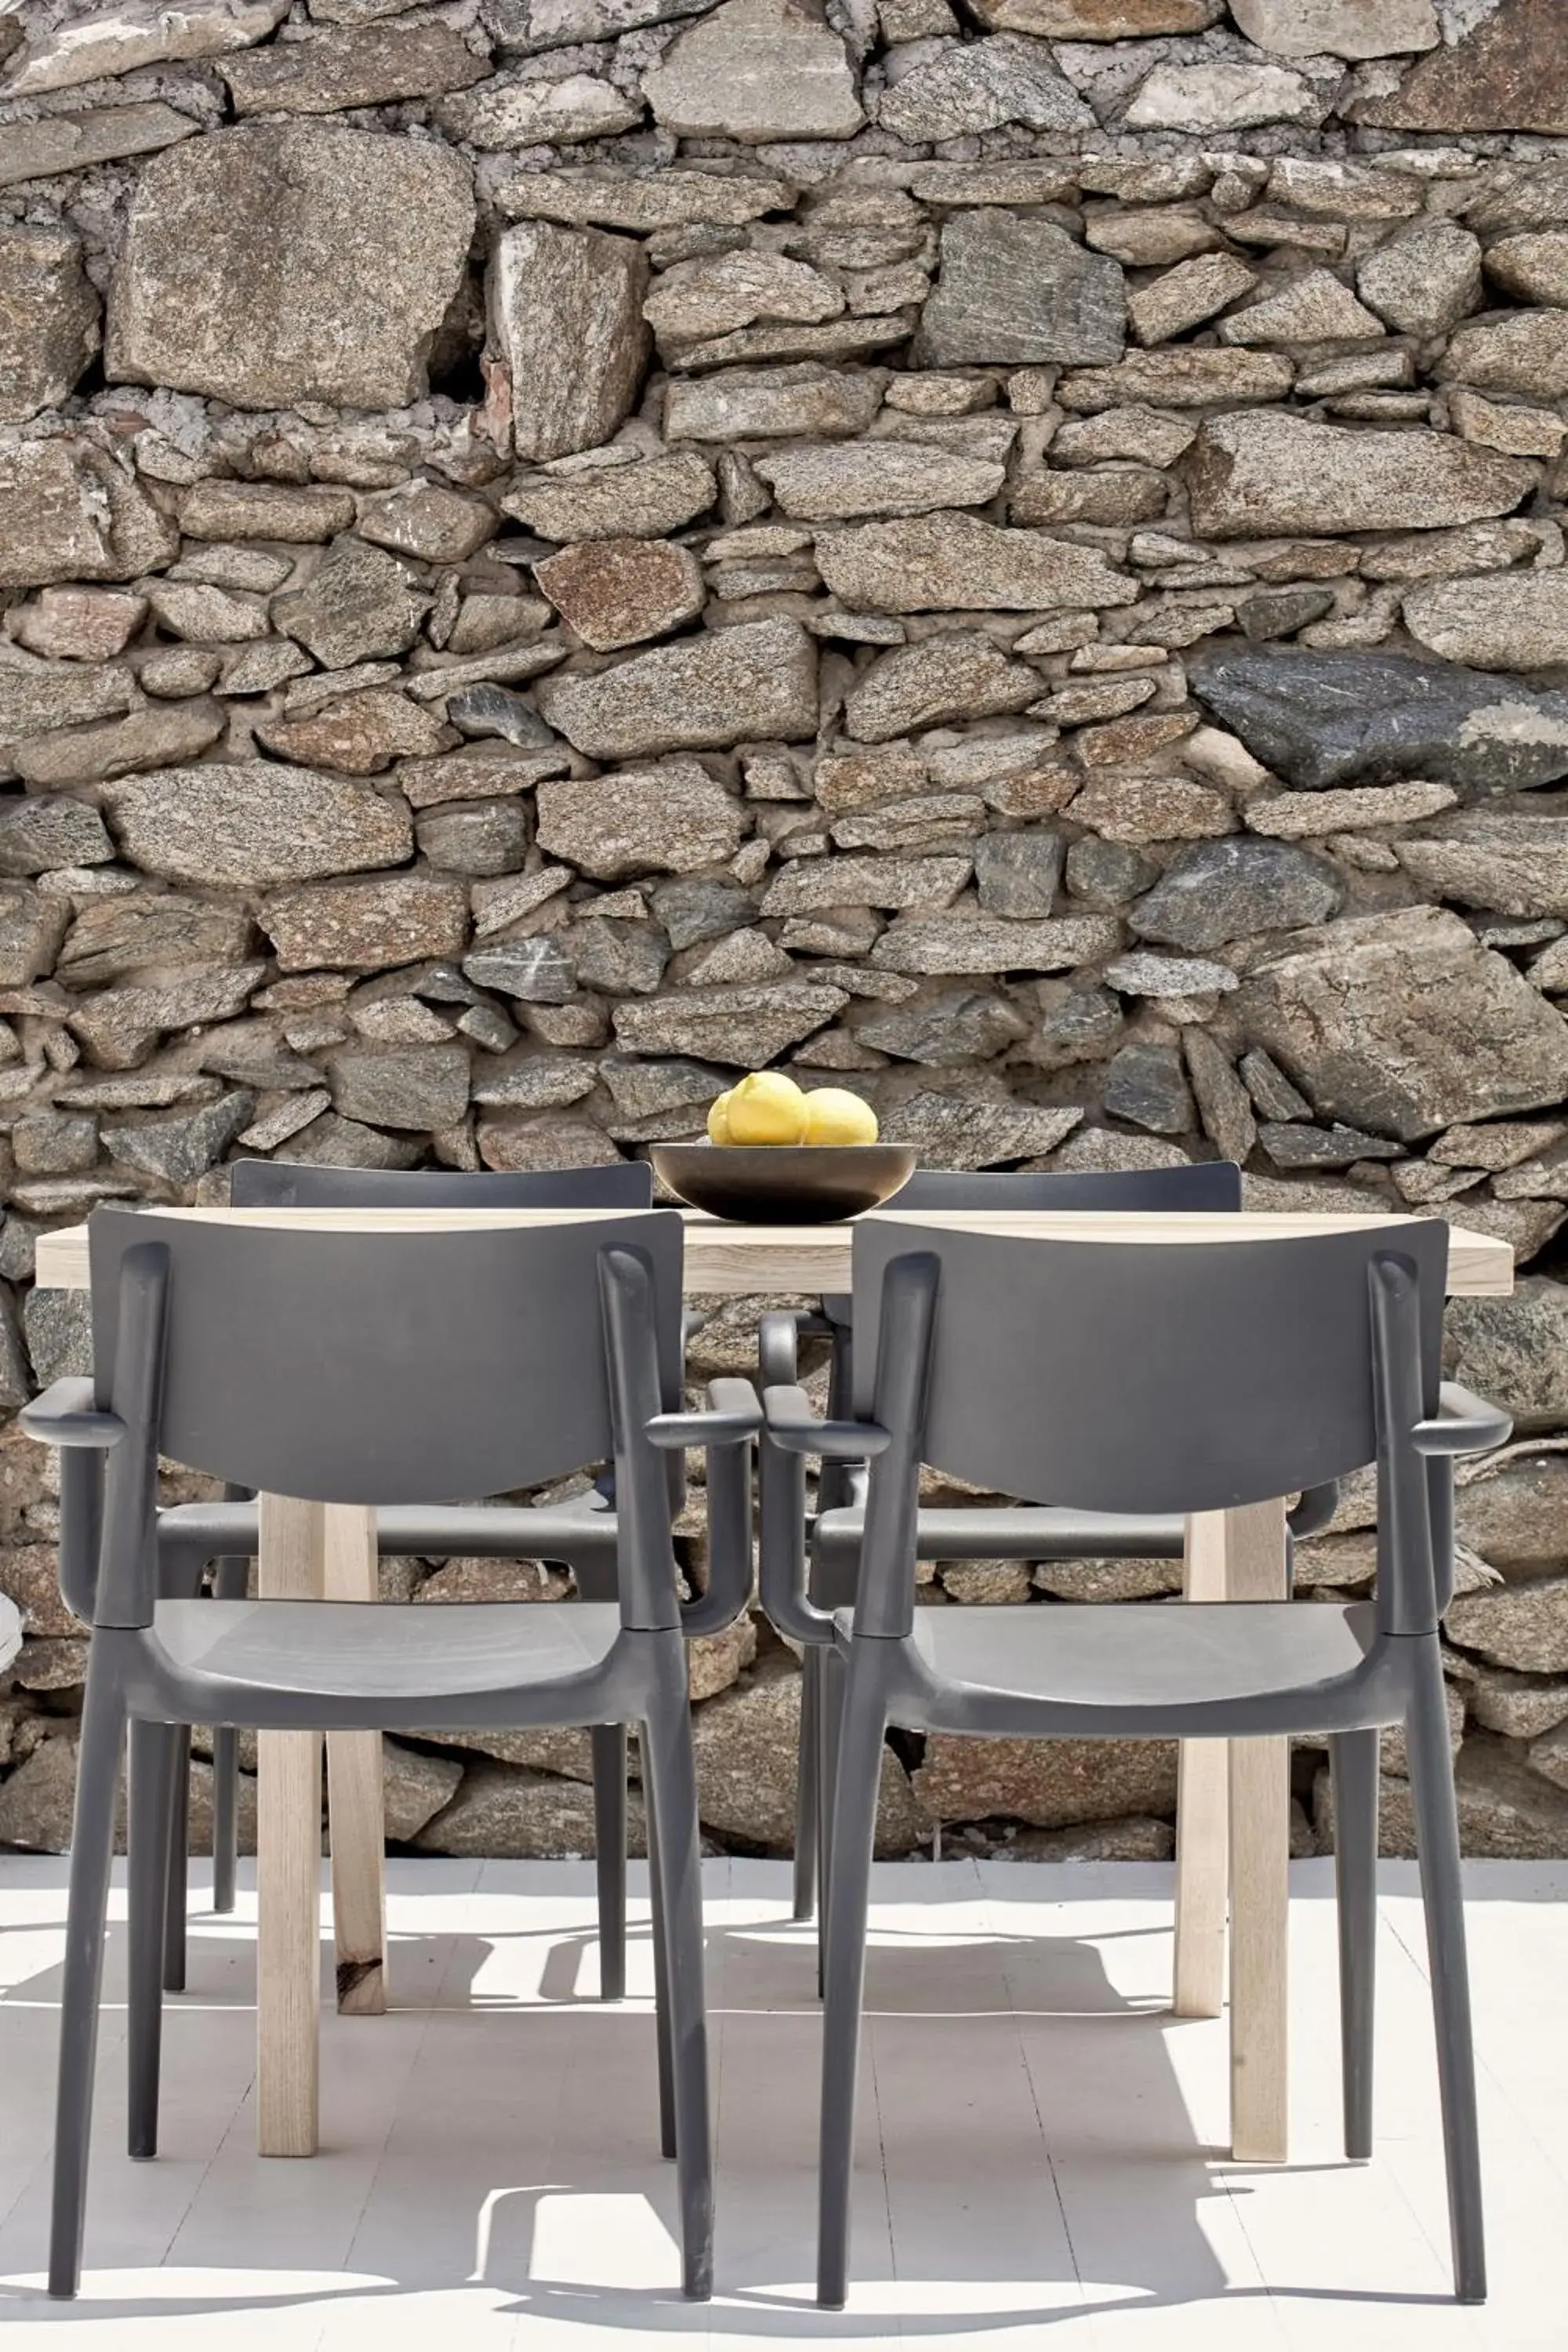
[652,1074,917,1223]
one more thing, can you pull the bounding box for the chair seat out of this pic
[899,1600,1380,1714]
[148,1597,623,1704]
[814,1503,1189,1563]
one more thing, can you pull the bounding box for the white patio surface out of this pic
[0,1857,1563,2352]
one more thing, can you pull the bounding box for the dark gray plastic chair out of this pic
[758,1213,1507,2307]
[757,1161,1332,1929]
[24,1203,753,2302]
[143,1158,711,2013]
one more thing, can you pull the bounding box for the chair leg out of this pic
[212,1727,239,1916]
[590,1724,628,2003]
[815,1646,847,2000]
[210,1556,249,1916]
[818,1648,888,2311]
[1405,1641,1486,2304]
[1330,1726,1378,2162]
[162,1729,191,1995]
[793,1645,820,1925]
[128,1721,178,2161]
[51,1665,128,2300]
[641,1661,714,2303]
[644,1738,677,2162]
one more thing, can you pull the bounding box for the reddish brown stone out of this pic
[1356,0,1568,135]
[533,536,705,652]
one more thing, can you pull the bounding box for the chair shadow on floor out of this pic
[0,1863,1472,2332]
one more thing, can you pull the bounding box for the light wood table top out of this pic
[31,1203,1515,1297]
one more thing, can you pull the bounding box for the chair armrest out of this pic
[761,1385,890,1461]
[19,1379,125,1451]
[645,1377,762,1452]
[758,1308,836,1389]
[1412,1381,1512,1458]
[647,1380,760,1639]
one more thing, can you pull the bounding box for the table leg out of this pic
[1225,1497,1290,2164]
[1172,1511,1229,2020]
[256,1494,324,2158]
[322,1506,387,2018]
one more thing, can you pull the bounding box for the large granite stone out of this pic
[0,225,99,426]
[916,211,1125,368]
[1356,0,1568,136]
[1229,0,1436,53]
[1236,906,1568,1142]
[969,0,1219,26]
[870,909,1119,975]
[1447,1578,1568,1675]
[1485,232,1568,307]
[913,1729,1177,1828]
[643,0,863,142]
[503,450,716,540]
[666,363,883,441]
[274,539,430,670]
[1058,348,1291,409]
[103,764,412,888]
[261,876,469,971]
[0,655,135,749]
[1131,839,1342,953]
[1395,805,1568,918]
[495,165,794,232]
[1442,320,1568,430]
[1125,60,1323,132]
[0,441,176,591]
[1403,574,1568,672]
[488,223,650,464]
[532,537,703,650]
[537,616,815,757]
[1186,411,1533,539]
[437,71,641,145]
[535,763,748,877]
[612,978,845,1062]
[0,101,200,191]
[1356,218,1482,337]
[328,1044,470,1131]
[814,514,1136,612]
[878,36,1093,143]
[691,1653,927,1854]
[2,0,288,93]
[644,250,841,351]
[107,123,474,412]
[753,441,1004,519]
[1446,1278,1568,1436]
[1188,644,1568,797]
[844,633,1040,740]
[222,22,487,111]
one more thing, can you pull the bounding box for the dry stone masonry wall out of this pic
[3,0,1568,1861]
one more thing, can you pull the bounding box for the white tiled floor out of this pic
[1,1856,1565,2350]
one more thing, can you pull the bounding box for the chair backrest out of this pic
[892,1160,1243,1214]
[229,1158,654,1210]
[851,1214,1447,1513]
[89,1206,684,1510]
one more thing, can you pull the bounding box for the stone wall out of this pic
[2,0,1568,1862]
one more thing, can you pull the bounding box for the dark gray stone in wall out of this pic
[1189,646,1568,797]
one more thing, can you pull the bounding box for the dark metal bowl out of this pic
[651,1142,919,1225]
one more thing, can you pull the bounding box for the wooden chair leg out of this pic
[322,1504,387,2017]
[1225,1498,1290,2165]
[256,1494,325,2158]
[1173,1510,1229,2020]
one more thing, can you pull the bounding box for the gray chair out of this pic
[25,1203,753,2302]
[144,1156,725,2013]
[758,1162,1339,1929]
[758,1213,1507,2307]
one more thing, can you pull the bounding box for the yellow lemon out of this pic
[724,1069,809,1146]
[801,1087,880,1146]
[706,1089,735,1145]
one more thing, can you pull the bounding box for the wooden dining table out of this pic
[34,1202,1513,2169]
